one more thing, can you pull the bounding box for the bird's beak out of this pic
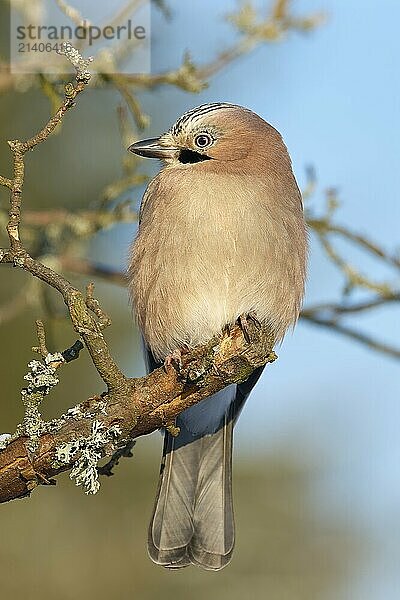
[128,137,177,160]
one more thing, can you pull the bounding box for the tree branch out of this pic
[0,321,276,503]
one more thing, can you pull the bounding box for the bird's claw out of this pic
[248,311,262,328]
[238,312,260,343]
[164,348,183,372]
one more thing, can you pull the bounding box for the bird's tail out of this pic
[147,394,236,571]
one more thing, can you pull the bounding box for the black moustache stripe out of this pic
[178,149,212,164]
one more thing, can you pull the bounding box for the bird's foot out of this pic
[248,311,262,328]
[164,348,183,373]
[238,311,261,343]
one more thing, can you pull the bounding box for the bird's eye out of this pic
[194,133,213,149]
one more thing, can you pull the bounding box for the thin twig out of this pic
[0,176,12,189]
[309,218,400,270]
[32,320,49,358]
[302,313,400,360]
[302,294,400,317]
[86,282,112,330]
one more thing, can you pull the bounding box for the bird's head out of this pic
[128,103,289,173]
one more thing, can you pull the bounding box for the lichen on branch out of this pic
[0,320,276,503]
